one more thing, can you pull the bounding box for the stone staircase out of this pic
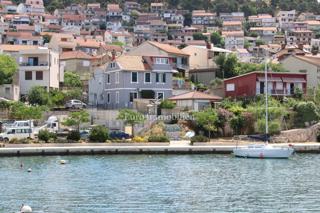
[165,124,182,141]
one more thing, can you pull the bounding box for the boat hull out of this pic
[233,145,294,159]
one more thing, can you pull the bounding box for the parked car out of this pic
[109,130,131,140]
[80,130,90,140]
[65,100,86,109]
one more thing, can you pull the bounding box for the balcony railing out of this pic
[19,62,49,66]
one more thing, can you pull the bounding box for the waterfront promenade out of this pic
[0,142,320,156]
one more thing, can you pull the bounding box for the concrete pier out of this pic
[0,143,320,156]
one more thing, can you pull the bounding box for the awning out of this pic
[282,77,306,83]
[257,77,282,82]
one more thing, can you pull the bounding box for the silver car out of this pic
[65,99,86,109]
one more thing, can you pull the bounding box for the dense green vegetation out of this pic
[0,101,46,120]
[0,55,18,85]
[192,94,320,138]
[215,53,286,79]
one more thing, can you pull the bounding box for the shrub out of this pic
[294,101,320,127]
[67,130,80,141]
[256,119,281,135]
[132,136,147,143]
[9,138,19,144]
[191,135,209,143]
[148,135,170,142]
[89,125,109,142]
[38,130,57,143]
[230,115,245,135]
[159,100,175,109]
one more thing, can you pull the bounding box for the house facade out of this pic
[224,71,307,98]
[127,41,190,77]
[89,55,173,109]
[18,47,60,96]
[280,55,320,89]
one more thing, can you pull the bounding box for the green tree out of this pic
[28,86,50,106]
[193,108,218,138]
[159,100,175,109]
[0,54,18,85]
[9,102,45,120]
[210,32,224,48]
[293,101,320,127]
[117,109,145,136]
[63,110,90,131]
[64,88,82,101]
[215,53,238,78]
[193,33,207,41]
[256,39,265,46]
[50,89,65,106]
[64,71,82,88]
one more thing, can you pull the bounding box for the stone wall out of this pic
[272,123,320,143]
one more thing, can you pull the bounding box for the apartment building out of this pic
[18,47,60,95]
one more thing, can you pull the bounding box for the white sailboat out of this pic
[233,60,294,159]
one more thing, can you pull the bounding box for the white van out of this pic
[0,127,34,142]
[3,120,34,129]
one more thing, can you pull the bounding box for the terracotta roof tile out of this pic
[223,21,242,26]
[169,91,222,101]
[148,41,189,56]
[115,55,151,71]
[0,44,38,52]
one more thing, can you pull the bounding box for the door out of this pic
[260,82,264,94]
[28,57,39,66]
[290,83,294,95]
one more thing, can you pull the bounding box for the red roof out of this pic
[169,91,222,101]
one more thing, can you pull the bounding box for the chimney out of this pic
[111,49,116,61]
[206,40,211,49]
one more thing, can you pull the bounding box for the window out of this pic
[25,71,32,80]
[116,91,119,104]
[131,72,138,83]
[107,74,110,84]
[276,82,283,90]
[155,57,169,64]
[115,72,119,84]
[157,92,164,100]
[36,71,43,80]
[107,93,110,103]
[129,92,138,102]
[144,73,151,83]
[226,83,235,91]
[156,73,166,83]
[5,87,10,94]
[110,62,116,68]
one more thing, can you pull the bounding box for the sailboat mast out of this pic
[265,60,269,143]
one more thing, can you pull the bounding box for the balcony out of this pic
[19,62,49,71]
[256,89,294,96]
